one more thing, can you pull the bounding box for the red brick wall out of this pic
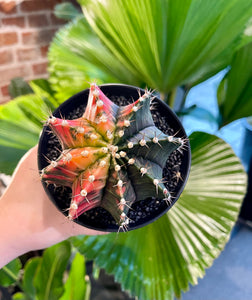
[0,0,73,104]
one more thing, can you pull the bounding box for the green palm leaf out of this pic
[0,80,59,174]
[33,241,71,300]
[0,258,21,286]
[59,252,88,300]
[0,95,46,174]
[49,16,142,100]
[77,0,252,97]
[217,42,252,127]
[0,95,45,149]
[72,132,247,300]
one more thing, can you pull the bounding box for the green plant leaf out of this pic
[12,292,29,300]
[59,252,87,300]
[0,145,26,175]
[239,17,252,49]
[217,42,252,127]
[0,120,37,150]
[0,83,58,174]
[0,95,44,135]
[0,258,21,286]
[29,79,60,108]
[48,16,143,100]
[76,0,252,99]
[33,241,71,300]
[54,2,81,20]
[22,257,41,299]
[8,77,34,99]
[72,131,247,300]
[0,96,43,174]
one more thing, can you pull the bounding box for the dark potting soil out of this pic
[42,93,187,231]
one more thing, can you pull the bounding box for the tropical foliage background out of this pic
[0,0,252,299]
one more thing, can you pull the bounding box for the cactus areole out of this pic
[38,84,191,232]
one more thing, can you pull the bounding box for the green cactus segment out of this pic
[122,127,180,168]
[115,93,153,144]
[101,161,136,225]
[41,84,183,227]
[126,156,166,199]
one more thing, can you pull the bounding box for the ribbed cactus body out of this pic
[41,84,183,228]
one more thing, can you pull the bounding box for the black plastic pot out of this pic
[38,84,191,232]
[239,118,252,224]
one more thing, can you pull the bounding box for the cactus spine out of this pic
[41,83,183,229]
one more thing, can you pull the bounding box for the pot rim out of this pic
[38,83,191,232]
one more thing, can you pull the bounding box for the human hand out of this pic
[0,146,107,268]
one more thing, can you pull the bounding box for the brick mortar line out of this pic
[0,45,51,52]
[0,10,62,16]
[0,12,65,27]
[0,26,60,53]
[0,63,49,84]
[0,11,58,15]
[0,61,48,78]
[0,58,48,69]
[0,24,62,32]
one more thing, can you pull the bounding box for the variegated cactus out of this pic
[41,83,185,230]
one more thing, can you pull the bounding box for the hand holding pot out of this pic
[0,146,106,269]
